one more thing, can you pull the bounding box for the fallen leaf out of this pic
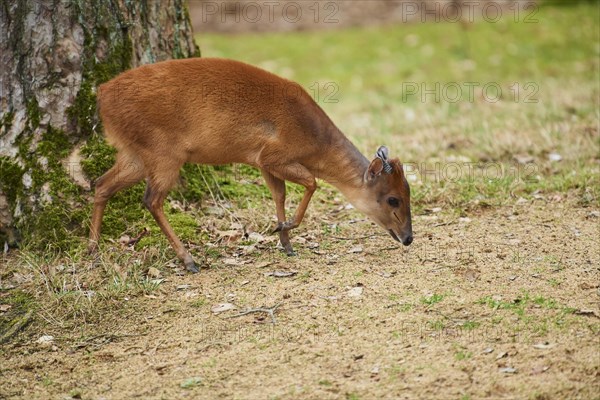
[239,245,256,255]
[575,309,598,317]
[254,261,274,268]
[176,284,192,291]
[264,271,297,278]
[147,267,161,278]
[548,152,562,162]
[499,367,517,374]
[514,154,534,164]
[0,304,11,312]
[530,365,550,375]
[370,365,380,375]
[462,268,479,282]
[204,206,224,216]
[248,232,265,242]
[549,194,563,202]
[347,287,364,298]
[482,348,494,354]
[223,258,245,266]
[218,230,242,243]
[211,303,236,314]
[579,282,598,290]
[496,352,508,360]
[240,280,250,286]
[533,342,554,350]
[169,200,185,212]
[320,296,339,301]
[348,246,363,254]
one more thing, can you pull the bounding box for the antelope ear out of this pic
[367,158,384,180]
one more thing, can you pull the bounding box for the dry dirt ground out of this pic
[1,194,598,399]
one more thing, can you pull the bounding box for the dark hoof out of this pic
[284,246,296,257]
[185,260,200,274]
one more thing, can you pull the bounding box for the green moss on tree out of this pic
[0,158,25,205]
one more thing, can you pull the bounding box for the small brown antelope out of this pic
[88,58,413,273]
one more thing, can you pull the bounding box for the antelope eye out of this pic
[387,197,400,207]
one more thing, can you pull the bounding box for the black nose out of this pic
[402,235,413,246]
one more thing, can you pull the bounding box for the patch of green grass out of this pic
[190,299,206,308]
[427,320,446,331]
[547,278,561,287]
[41,376,54,387]
[477,292,578,330]
[180,377,202,389]
[477,293,529,316]
[455,350,472,361]
[395,303,413,313]
[421,293,445,306]
[461,321,480,331]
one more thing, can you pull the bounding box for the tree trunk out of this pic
[0,0,199,249]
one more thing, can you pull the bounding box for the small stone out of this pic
[36,335,54,346]
[548,153,562,162]
[347,287,364,298]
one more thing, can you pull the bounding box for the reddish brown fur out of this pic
[89,58,412,272]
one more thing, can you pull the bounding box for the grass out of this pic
[421,293,445,306]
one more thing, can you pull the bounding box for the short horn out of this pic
[376,146,393,174]
[376,146,389,161]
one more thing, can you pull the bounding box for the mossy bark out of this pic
[0,0,199,249]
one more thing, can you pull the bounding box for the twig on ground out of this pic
[433,221,456,227]
[127,228,149,246]
[226,302,282,324]
[72,333,146,350]
[331,234,380,241]
[378,246,402,252]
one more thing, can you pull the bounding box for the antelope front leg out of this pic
[261,170,295,255]
[268,163,317,234]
